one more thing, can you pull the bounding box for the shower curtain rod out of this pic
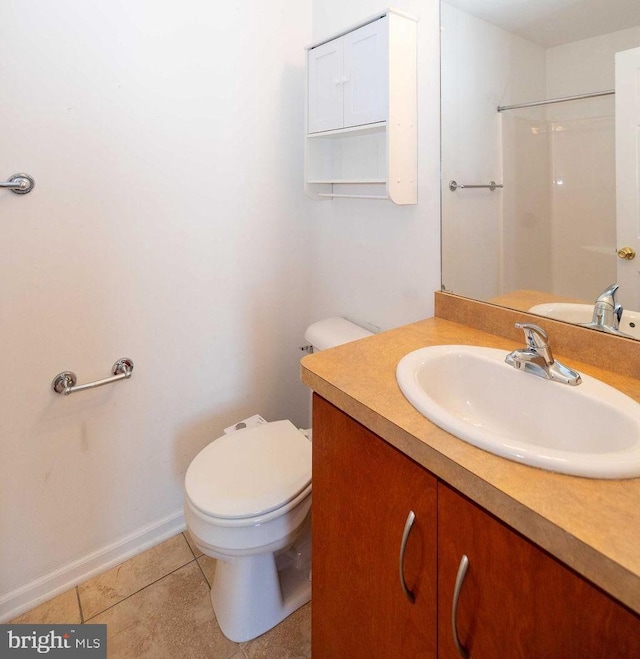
[497,89,614,112]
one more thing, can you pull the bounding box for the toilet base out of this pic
[211,526,312,642]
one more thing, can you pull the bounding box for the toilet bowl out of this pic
[185,420,312,642]
[184,317,372,642]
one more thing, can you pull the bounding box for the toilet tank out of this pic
[304,316,373,352]
[303,317,372,432]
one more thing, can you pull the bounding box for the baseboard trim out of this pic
[0,509,186,622]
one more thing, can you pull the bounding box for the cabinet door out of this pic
[438,483,640,659]
[308,37,344,133]
[343,16,388,129]
[312,395,437,659]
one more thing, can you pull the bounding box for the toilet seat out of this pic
[185,420,311,522]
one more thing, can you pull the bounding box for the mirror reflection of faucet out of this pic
[527,284,640,339]
[505,323,582,386]
[580,284,633,337]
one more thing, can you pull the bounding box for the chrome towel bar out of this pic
[0,173,35,195]
[449,180,503,192]
[52,358,134,395]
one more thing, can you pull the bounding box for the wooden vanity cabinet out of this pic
[438,482,640,659]
[312,394,438,658]
[312,394,640,658]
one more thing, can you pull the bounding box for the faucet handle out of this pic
[592,284,623,330]
[595,283,619,307]
[515,322,549,350]
[508,322,579,385]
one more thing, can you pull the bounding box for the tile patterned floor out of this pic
[10,532,311,659]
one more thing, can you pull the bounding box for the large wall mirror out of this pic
[441,0,640,340]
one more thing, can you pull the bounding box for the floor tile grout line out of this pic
[82,556,200,623]
[75,586,85,624]
[182,531,201,560]
[231,646,250,659]
[194,554,213,589]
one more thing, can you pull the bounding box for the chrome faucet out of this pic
[581,284,629,336]
[505,323,581,386]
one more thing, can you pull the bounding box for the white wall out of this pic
[309,0,441,330]
[0,0,313,619]
[1,0,444,619]
[546,25,640,100]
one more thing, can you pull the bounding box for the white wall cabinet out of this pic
[308,18,388,133]
[307,37,344,134]
[305,10,417,204]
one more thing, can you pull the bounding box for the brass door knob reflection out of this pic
[617,247,636,260]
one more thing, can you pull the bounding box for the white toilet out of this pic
[184,317,372,642]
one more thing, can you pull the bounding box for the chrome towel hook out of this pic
[0,173,35,195]
[52,358,134,395]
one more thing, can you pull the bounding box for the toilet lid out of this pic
[185,420,312,520]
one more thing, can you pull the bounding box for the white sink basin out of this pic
[396,345,640,479]
[528,303,640,339]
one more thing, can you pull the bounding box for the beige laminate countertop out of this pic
[301,315,640,615]
[488,289,585,312]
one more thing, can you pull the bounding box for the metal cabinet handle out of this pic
[452,554,470,658]
[399,510,416,603]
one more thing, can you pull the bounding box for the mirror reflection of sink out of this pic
[528,303,640,339]
[396,345,640,479]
